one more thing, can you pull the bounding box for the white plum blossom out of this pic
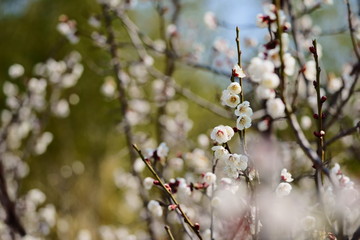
[8,63,25,79]
[143,177,154,190]
[232,65,246,78]
[261,72,280,89]
[177,178,191,196]
[197,134,209,148]
[204,12,217,29]
[156,142,169,159]
[34,132,54,155]
[280,168,294,182]
[224,164,239,179]
[227,82,242,95]
[221,90,240,108]
[328,74,342,93]
[276,182,292,197]
[301,216,316,231]
[235,101,253,117]
[3,81,19,97]
[284,53,296,76]
[236,114,252,130]
[52,99,70,118]
[304,60,316,81]
[166,24,177,38]
[211,146,229,161]
[213,38,228,53]
[247,57,275,83]
[227,153,248,171]
[203,172,217,185]
[133,158,145,173]
[256,85,275,100]
[258,119,269,132]
[210,125,234,144]
[301,116,312,130]
[266,98,285,119]
[147,200,163,217]
[168,157,184,171]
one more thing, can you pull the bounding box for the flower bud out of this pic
[194,223,200,231]
[309,46,316,55]
[321,96,327,103]
[313,114,319,119]
[313,131,320,138]
[168,204,178,211]
[313,81,318,89]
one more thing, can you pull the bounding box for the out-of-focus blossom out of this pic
[248,57,275,83]
[204,12,217,29]
[304,60,316,81]
[301,216,316,231]
[156,142,169,159]
[256,85,275,100]
[261,72,280,89]
[276,182,292,197]
[203,172,217,185]
[266,98,285,119]
[52,99,70,118]
[101,77,117,98]
[143,177,154,190]
[280,168,293,182]
[8,63,25,78]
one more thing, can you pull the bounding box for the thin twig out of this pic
[165,225,175,240]
[101,4,156,238]
[325,121,360,147]
[345,0,360,61]
[133,144,203,240]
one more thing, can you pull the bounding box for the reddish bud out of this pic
[313,114,319,119]
[299,65,306,73]
[168,204,178,211]
[309,46,316,54]
[164,184,171,192]
[233,127,239,133]
[145,158,151,165]
[153,180,160,185]
[313,81,318,89]
[321,113,326,119]
[321,96,327,103]
[194,223,200,231]
[264,40,278,50]
[313,131,321,138]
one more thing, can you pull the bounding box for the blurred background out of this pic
[0,0,359,239]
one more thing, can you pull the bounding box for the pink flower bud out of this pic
[168,204,178,211]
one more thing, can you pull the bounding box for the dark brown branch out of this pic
[0,161,26,236]
[325,121,360,147]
